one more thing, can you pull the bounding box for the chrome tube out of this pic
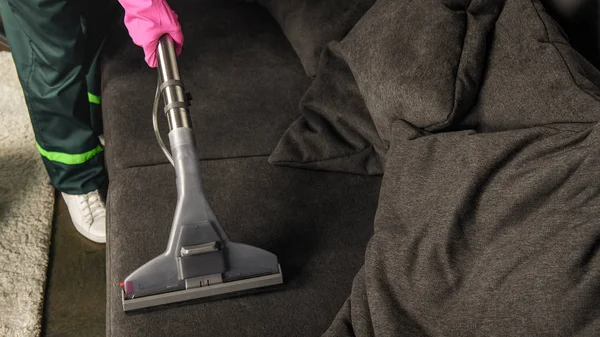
[156,35,190,130]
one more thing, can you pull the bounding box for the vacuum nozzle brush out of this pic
[122,265,283,312]
[121,35,283,312]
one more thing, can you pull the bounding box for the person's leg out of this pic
[85,43,105,139]
[80,0,109,138]
[0,0,107,243]
[0,0,105,195]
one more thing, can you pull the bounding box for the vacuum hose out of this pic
[152,35,191,167]
[153,78,173,165]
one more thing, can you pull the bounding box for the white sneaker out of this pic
[61,190,106,243]
[99,134,105,147]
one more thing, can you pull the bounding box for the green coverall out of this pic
[0,0,109,194]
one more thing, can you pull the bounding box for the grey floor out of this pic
[42,194,106,337]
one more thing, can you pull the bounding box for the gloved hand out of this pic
[118,0,184,68]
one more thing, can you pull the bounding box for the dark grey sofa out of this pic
[102,1,381,336]
[102,0,600,336]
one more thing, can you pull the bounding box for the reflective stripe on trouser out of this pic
[0,0,108,194]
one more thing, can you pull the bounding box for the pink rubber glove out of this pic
[118,0,184,68]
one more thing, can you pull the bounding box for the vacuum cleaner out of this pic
[120,35,283,312]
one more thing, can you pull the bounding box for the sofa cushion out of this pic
[325,121,600,337]
[267,0,600,176]
[460,0,600,132]
[106,157,380,337]
[268,0,499,174]
[268,43,385,175]
[101,0,311,170]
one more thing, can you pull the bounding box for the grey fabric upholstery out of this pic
[300,0,600,335]
[325,122,600,337]
[106,159,380,337]
[268,0,500,174]
[462,0,600,132]
[101,0,311,170]
[269,0,600,174]
[255,0,375,78]
[268,43,385,175]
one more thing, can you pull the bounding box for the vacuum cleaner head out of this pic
[121,191,284,312]
[121,36,283,312]
[121,236,283,312]
[122,267,283,312]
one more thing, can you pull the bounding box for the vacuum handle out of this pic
[157,35,190,130]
